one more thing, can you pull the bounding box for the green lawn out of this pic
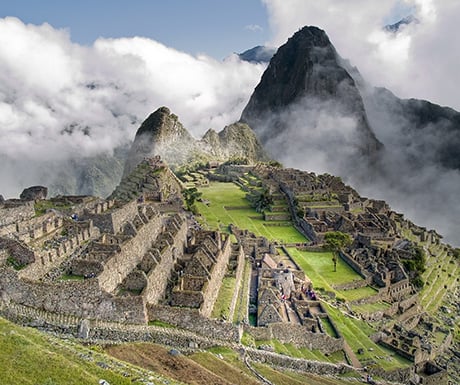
[351,301,391,314]
[0,317,181,385]
[336,286,378,302]
[287,248,364,292]
[196,182,308,243]
[233,259,251,324]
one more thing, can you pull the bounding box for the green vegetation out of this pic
[248,187,274,213]
[34,200,73,216]
[323,231,353,272]
[191,349,260,385]
[401,245,426,288]
[6,256,25,270]
[336,286,378,302]
[351,301,391,314]
[0,317,180,385]
[288,248,363,292]
[252,362,355,385]
[254,339,339,363]
[324,304,411,370]
[60,274,84,281]
[147,320,176,328]
[234,259,251,324]
[182,186,202,214]
[196,182,307,243]
[420,244,458,312]
[211,277,236,320]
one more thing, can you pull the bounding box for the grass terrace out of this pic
[323,304,412,370]
[336,286,378,302]
[420,244,459,312]
[351,301,391,314]
[252,339,345,364]
[211,277,236,320]
[287,248,364,293]
[196,182,307,243]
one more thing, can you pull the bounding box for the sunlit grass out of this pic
[196,182,307,243]
[287,248,363,291]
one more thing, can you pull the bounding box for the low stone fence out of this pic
[246,348,354,376]
[244,323,344,354]
[333,279,371,291]
[148,305,240,342]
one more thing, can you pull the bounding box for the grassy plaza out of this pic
[196,181,307,243]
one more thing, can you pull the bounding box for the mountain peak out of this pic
[241,25,382,160]
[135,106,192,143]
[122,107,195,177]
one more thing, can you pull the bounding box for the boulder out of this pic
[20,186,48,201]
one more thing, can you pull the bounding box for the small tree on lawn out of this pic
[253,188,274,213]
[323,231,352,272]
[182,187,202,214]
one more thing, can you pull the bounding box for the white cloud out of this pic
[0,17,265,196]
[261,1,460,245]
[263,0,460,110]
[245,24,264,32]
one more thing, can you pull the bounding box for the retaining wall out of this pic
[97,214,163,293]
[244,323,343,354]
[0,267,147,323]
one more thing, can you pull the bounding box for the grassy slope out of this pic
[0,317,181,385]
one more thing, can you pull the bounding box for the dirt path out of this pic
[343,341,363,369]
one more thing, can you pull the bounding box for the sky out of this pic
[0,0,271,59]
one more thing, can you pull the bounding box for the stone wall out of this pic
[83,200,138,234]
[143,215,188,305]
[97,212,163,293]
[246,348,353,376]
[339,251,368,279]
[148,305,240,342]
[19,220,98,280]
[0,200,35,227]
[379,279,413,302]
[228,245,246,321]
[0,267,147,323]
[200,235,232,317]
[244,323,343,354]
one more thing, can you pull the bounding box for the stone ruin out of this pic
[212,164,457,383]
[0,158,456,384]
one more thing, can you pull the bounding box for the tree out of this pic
[182,187,202,213]
[323,231,352,272]
[253,188,274,213]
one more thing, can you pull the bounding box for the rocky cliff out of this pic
[123,107,197,177]
[241,26,382,162]
[122,107,268,176]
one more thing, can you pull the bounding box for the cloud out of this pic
[0,17,265,197]
[260,2,460,245]
[262,0,460,110]
[245,24,264,32]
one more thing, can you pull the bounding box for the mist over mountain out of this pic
[241,26,382,177]
[123,106,268,177]
[0,17,265,198]
[240,25,460,245]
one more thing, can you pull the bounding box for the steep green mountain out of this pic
[122,106,268,176]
